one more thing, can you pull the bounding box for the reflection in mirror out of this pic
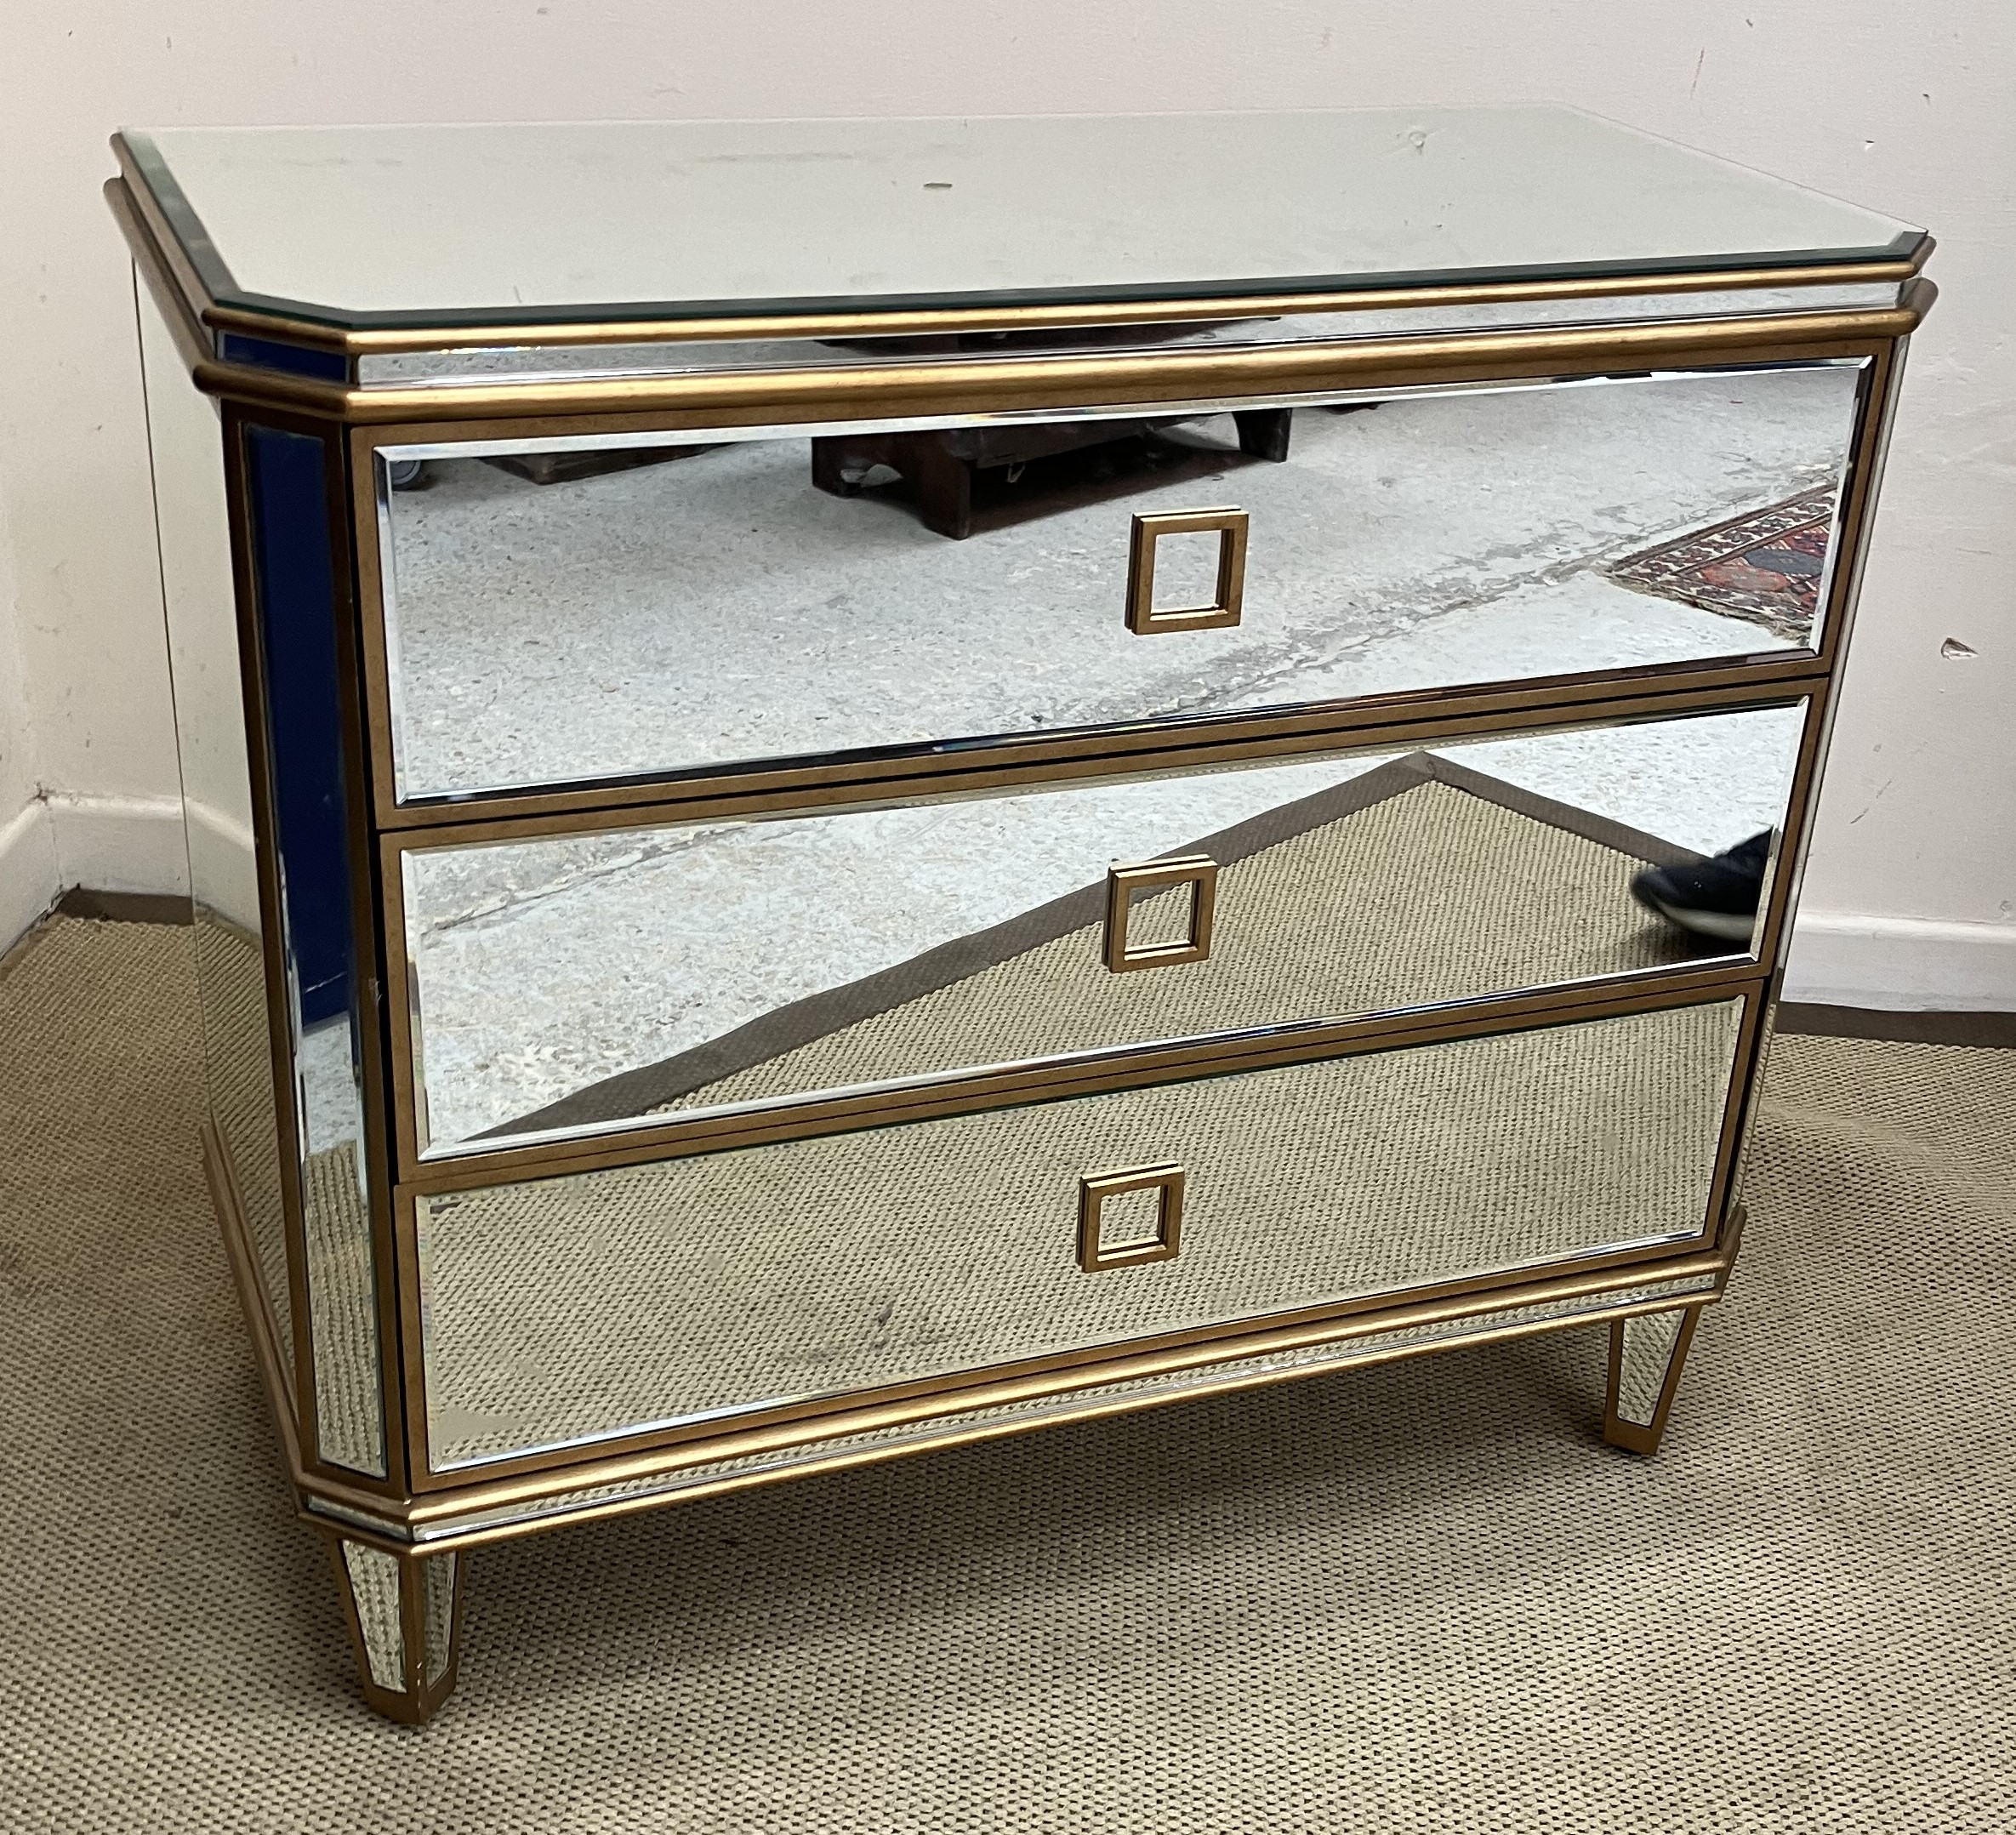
[138,275,298,1401]
[401,702,1802,1156]
[239,424,386,1477]
[140,111,1917,328]
[421,1555,457,1685]
[379,362,1860,801]
[339,1542,404,1691]
[416,997,1743,1470]
[1615,1308,1690,1427]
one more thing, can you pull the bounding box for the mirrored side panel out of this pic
[375,362,1863,802]
[400,699,1806,1159]
[414,996,1746,1473]
[136,276,298,1406]
[237,422,386,1477]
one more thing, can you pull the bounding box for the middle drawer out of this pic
[392,698,1807,1164]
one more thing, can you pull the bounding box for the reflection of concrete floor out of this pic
[384,366,1853,797]
[390,369,1849,1152]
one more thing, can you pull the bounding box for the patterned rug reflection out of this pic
[1607,486,1836,641]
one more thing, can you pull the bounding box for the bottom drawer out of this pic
[412,997,1745,1473]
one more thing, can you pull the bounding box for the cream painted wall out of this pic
[0,3,2010,1001]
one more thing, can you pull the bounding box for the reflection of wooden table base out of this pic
[811,409,1294,539]
[481,444,714,486]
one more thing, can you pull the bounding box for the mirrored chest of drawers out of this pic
[109,109,1931,1721]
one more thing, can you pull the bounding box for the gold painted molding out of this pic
[108,173,1937,429]
[208,303,1937,425]
[198,254,1933,356]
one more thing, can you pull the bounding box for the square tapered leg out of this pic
[1603,1306,1705,1455]
[324,1536,464,1723]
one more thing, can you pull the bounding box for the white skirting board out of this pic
[1783,913,2016,1014]
[0,797,60,950]
[0,791,188,949]
[3,791,2014,1015]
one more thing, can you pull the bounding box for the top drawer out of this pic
[367,360,1866,807]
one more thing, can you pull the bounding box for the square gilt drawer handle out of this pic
[1078,1164,1186,1272]
[1104,856,1219,972]
[1125,507,1250,634]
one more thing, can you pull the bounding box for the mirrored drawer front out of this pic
[414,997,1744,1473]
[400,702,1803,1157]
[373,361,1861,802]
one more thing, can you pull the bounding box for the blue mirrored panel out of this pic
[241,423,386,1478]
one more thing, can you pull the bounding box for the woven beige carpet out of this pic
[3,915,2013,1832]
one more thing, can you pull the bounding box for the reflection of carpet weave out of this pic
[422,1000,1742,1467]
[193,915,293,1383]
[504,755,1706,1138]
[301,1143,386,1478]
[197,917,385,1477]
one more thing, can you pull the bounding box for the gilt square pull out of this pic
[1104,856,1218,972]
[1078,1164,1186,1272]
[1125,507,1250,634]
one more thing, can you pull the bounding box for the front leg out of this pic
[324,1534,465,1723]
[1603,1305,1705,1454]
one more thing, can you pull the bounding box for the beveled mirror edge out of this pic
[366,671,1831,846]
[109,164,1933,430]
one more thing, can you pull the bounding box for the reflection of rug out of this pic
[1606,487,1836,641]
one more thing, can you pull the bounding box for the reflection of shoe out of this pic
[1631,831,1774,943]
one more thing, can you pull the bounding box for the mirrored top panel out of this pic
[123,110,1920,329]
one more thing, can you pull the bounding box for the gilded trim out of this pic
[398,964,1775,1186]
[219,309,1930,425]
[363,672,1829,844]
[251,256,1926,353]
